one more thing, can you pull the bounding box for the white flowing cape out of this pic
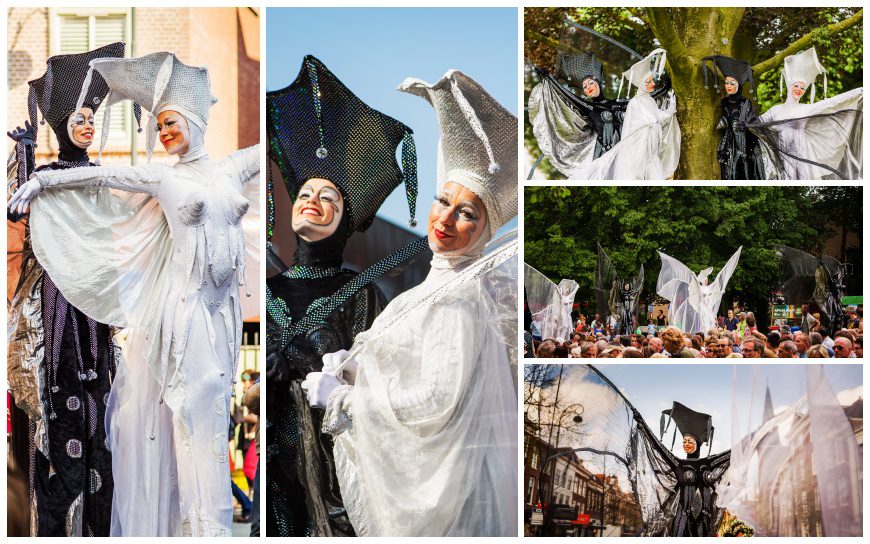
[524,263,578,341]
[656,247,741,334]
[333,233,518,536]
[577,91,680,180]
[755,87,863,180]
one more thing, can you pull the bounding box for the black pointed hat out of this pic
[27,42,125,136]
[266,55,418,233]
[701,55,755,96]
[661,401,714,446]
[559,52,605,85]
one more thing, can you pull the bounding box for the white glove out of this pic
[8,176,43,215]
[322,349,359,384]
[300,371,341,409]
[321,349,351,375]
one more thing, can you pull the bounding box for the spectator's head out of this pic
[742,338,763,358]
[554,344,571,358]
[570,333,581,343]
[690,336,702,351]
[621,348,644,358]
[779,341,798,358]
[537,340,556,358]
[728,309,734,319]
[717,335,733,356]
[738,312,746,322]
[833,337,853,358]
[661,327,684,354]
[809,332,823,346]
[570,346,583,358]
[855,336,863,358]
[619,335,631,348]
[767,331,782,349]
[581,342,597,358]
[746,314,757,328]
[819,327,830,339]
[806,344,830,358]
[794,332,810,354]
[649,337,663,353]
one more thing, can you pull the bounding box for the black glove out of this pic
[7,121,36,146]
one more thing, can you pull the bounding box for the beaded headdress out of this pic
[76,51,217,161]
[618,48,667,98]
[27,42,125,139]
[559,52,604,85]
[267,55,418,233]
[782,46,827,103]
[701,55,756,99]
[399,70,517,237]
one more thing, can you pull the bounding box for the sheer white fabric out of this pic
[656,247,741,334]
[29,144,259,536]
[524,264,576,341]
[757,87,863,179]
[718,365,862,536]
[326,233,518,536]
[577,90,680,180]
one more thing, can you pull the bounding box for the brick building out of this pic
[7,7,259,164]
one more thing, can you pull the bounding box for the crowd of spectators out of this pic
[524,308,863,359]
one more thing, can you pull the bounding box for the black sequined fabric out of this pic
[266,271,386,537]
[266,55,417,232]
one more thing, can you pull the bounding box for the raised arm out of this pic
[9,163,167,215]
[223,144,260,186]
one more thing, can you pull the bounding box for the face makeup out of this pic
[427,181,487,255]
[582,78,600,98]
[156,110,191,155]
[291,178,344,242]
[67,107,95,148]
[724,76,739,95]
[683,435,698,455]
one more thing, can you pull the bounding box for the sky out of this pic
[266,7,519,236]
[537,363,862,457]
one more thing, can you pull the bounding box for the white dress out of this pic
[656,247,741,335]
[323,234,518,536]
[755,87,863,179]
[28,144,259,536]
[578,90,681,180]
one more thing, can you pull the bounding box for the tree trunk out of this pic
[647,8,746,179]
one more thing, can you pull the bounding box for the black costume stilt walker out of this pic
[7,42,125,537]
[594,244,643,336]
[570,366,730,537]
[265,55,424,536]
[774,245,849,332]
[702,55,765,180]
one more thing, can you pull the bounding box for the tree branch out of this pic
[525,28,585,57]
[646,7,688,59]
[752,8,863,76]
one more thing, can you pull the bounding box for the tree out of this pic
[524,186,862,329]
[525,7,863,179]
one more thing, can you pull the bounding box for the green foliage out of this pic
[524,186,862,321]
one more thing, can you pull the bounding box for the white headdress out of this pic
[398,70,517,238]
[75,51,217,161]
[781,46,827,103]
[618,48,667,98]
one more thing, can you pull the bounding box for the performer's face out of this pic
[428,182,488,255]
[791,81,806,101]
[157,110,191,155]
[582,78,600,98]
[644,75,656,93]
[292,178,344,242]
[724,77,739,95]
[683,435,698,455]
[67,107,95,148]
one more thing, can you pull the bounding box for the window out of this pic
[52,9,132,147]
[838,478,849,506]
[531,449,539,470]
[527,477,536,505]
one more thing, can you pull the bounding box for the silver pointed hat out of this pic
[76,51,216,161]
[398,70,517,236]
